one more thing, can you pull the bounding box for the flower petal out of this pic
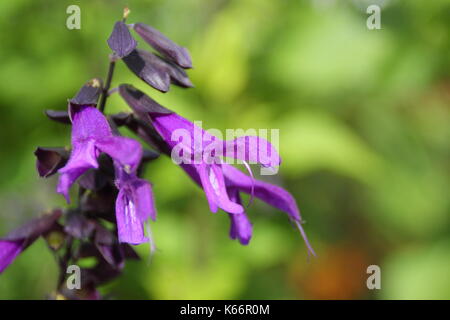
[96,136,143,171]
[115,189,148,245]
[57,105,113,202]
[228,213,252,245]
[57,140,99,202]
[0,240,24,273]
[198,164,244,214]
[70,105,112,142]
[196,164,220,213]
[130,178,157,221]
[227,189,252,245]
[221,136,281,168]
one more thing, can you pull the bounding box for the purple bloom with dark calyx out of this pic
[0,210,61,273]
[119,85,280,214]
[15,7,320,299]
[56,103,157,247]
[114,162,156,246]
[57,104,142,203]
[45,78,103,125]
[111,112,172,156]
[118,85,315,255]
[118,85,280,166]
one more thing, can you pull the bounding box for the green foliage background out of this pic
[0,0,449,299]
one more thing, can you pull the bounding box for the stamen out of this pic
[294,219,316,258]
[242,160,255,209]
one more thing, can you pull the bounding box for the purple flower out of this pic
[56,104,156,246]
[151,113,281,217]
[119,85,314,254]
[57,105,142,203]
[114,163,156,245]
[119,85,280,214]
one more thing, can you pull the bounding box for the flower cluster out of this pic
[0,9,314,299]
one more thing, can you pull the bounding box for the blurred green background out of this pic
[0,0,449,299]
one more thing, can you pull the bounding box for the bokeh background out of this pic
[0,0,449,299]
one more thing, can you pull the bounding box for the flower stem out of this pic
[99,59,116,113]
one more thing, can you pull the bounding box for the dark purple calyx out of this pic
[107,21,138,58]
[70,78,103,106]
[118,84,172,115]
[45,110,70,124]
[122,49,193,93]
[34,147,70,178]
[133,22,193,69]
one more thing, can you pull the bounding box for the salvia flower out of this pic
[57,104,142,203]
[119,85,280,214]
[3,9,316,299]
[118,85,315,255]
[114,162,156,245]
[57,104,156,246]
